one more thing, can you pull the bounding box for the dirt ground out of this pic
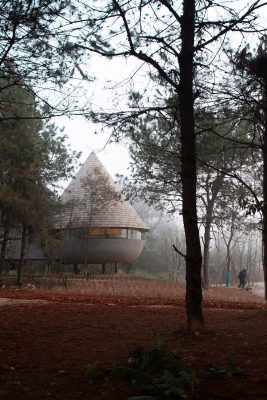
[0,289,266,400]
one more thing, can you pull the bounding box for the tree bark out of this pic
[263,79,267,301]
[202,175,224,288]
[203,204,213,288]
[0,224,10,275]
[102,263,106,274]
[225,243,231,287]
[17,224,27,286]
[179,0,204,331]
[221,211,236,287]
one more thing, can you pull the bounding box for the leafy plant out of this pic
[227,347,247,378]
[205,348,247,380]
[110,344,199,399]
[85,344,249,399]
[205,363,232,378]
[85,361,105,383]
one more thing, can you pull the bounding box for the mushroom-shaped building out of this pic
[59,152,148,265]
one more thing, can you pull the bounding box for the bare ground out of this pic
[0,288,266,400]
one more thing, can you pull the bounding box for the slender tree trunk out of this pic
[102,263,105,274]
[73,264,79,275]
[0,224,10,275]
[203,203,213,288]
[221,213,235,287]
[252,235,259,282]
[215,232,222,285]
[179,0,204,331]
[262,80,267,301]
[239,242,245,272]
[17,224,27,286]
[202,175,224,288]
[246,240,252,285]
[226,244,231,287]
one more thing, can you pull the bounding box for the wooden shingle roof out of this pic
[60,152,149,232]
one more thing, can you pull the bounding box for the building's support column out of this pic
[73,264,79,275]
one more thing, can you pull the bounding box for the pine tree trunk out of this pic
[73,264,79,275]
[203,204,213,288]
[17,224,27,286]
[226,244,231,287]
[0,224,10,275]
[179,0,204,331]
[263,81,267,302]
[202,175,224,288]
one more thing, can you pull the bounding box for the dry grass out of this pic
[203,286,264,305]
[56,276,186,300]
[51,275,264,305]
[0,275,264,309]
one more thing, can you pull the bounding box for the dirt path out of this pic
[0,292,266,400]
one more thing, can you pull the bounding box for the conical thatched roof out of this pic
[60,152,149,232]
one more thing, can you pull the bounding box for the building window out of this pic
[128,229,141,239]
[68,227,141,239]
[86,227,106,237]
[106,228,127,238]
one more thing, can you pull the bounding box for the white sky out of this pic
[56,55,146,187]
[58,115,131,180]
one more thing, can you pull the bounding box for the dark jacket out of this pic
[238,270,246,281]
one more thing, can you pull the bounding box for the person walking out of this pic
[238,269,247,289]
